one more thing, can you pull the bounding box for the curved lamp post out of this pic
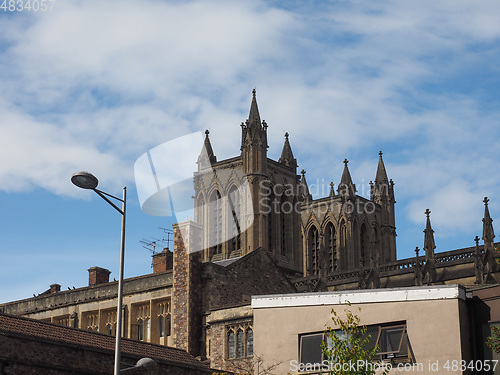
[71,171,126,375]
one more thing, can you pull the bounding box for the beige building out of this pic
[252,285,473,374]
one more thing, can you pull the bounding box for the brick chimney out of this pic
[50,284,61,293]
[171,221,203,356]
[152,248,173,273]
[88,266,111,286]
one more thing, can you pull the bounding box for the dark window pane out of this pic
[300,334,323,364]
[159,316,165,338]
[166,315,171,336]
[138,320,144,341]
[377,326,405,356]
[363,325,379,349]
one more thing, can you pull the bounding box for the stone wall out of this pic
[202,248,296,312]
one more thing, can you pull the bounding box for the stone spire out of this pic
[414,247,423,286]
[241,89,268,176]
[247,88,261,130]
[337,159,356,197]
[197,129,216,169]
[375,151,389,184]
[241,89,268,152]
[278,132,297,169]
[329,182,335,197]
[372,151,394,201]
[481,197,497,282]
[422,209,437,284]
[423,209,436,259]
[483,197,495,247]
[299,169,312,202]
[474,235,484,284]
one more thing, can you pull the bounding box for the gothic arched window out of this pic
[308,226,319,275]
[138,320,144,341]
[237,329,245,358]
[360,222,369,266]
[352,219,359,268]
[209,190,222,255]
[226,324,253,359]
[280,194,292,256]
[340,220,347,270]
[246,328,253,356]
[228,330,236,359]
[325,222,337,272]
[159,316,165,338]
[228,186,241,253]
[267,188,275,254]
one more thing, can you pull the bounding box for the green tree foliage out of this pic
[487,325,500,354]
[487,247,500,354]
[321,303,390,375]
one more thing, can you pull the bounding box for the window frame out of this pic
[228,330,236,359]
[138,319,144,341]
[226,324,254,360]
[299,332,324,366]
[375,323,408,359]
[298,322,410,371]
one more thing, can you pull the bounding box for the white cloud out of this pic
[0,0,499,255]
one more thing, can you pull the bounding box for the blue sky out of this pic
[1,0,500,303]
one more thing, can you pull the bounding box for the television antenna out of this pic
[159,227,173,249]
[140,238,162,255]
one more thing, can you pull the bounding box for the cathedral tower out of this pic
[192,90,302,274]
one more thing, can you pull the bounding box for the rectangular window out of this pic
[166,315,171,336]
[247,329,253,357]
[237,329,245,358]
[299,322,410,370]
[138,320,144,341]
[376,324,408,360]
[299,333,323,365]
[228,331,236,359]
[146,318,151,341]
[159,316,165,338]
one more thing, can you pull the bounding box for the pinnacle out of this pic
[375,151,389,184]
[279,132,295,167]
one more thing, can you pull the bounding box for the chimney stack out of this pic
[88,266,111,286]
[152,248,173,273]
[50,284,61,293]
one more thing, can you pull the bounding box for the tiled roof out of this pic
[0,312,208,370]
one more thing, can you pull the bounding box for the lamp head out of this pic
[135,357,156,368]
[71,171,99,190]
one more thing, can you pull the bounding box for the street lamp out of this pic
[71,171,126,375]
[120,357,156,372]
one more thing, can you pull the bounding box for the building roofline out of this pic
[0,270,173,309]
[0,312,210,371]
[251,284,466,309]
